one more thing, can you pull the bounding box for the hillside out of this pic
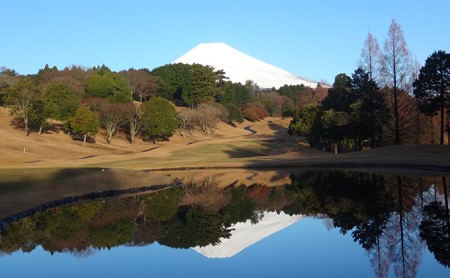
[0,106,325,169]
[1,106,450,175]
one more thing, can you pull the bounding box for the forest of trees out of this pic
[0,62,314,145]
[289,19,450,153]
[0,19,449,152]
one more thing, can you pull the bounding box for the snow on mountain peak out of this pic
[173,42,320,89]
[192,211,303,259]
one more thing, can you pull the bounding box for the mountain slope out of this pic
[173,42,319,89]
[192,211,303,258]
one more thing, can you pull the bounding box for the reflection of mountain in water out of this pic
[1,170,449,278]
[193,211,303,258]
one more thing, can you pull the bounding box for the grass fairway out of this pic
[0,168,95,194]
[89,140,270,169]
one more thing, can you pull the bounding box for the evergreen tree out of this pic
[188,64,221,106]
[85,72,131,103]
[43,83,79,121]
[288,103,320,142]
[151,63,193,103]
[351,68,388,149]
[220,81,252,107]
[140,97,178,142]
[413,50,450,145]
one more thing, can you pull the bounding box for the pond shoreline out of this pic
[0,182,181,233]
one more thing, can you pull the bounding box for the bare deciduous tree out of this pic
[360,32,382,83]
[119,69,158,102]
[177,108,196,136]
[5,79,42,135]
[86,98,126,144]
[196,102,228,135]
[380,19,413,145]
[124,103,142,145]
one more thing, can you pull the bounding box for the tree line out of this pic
[289,19,450,153]
[3,19,447,152]
[0,63,325,145]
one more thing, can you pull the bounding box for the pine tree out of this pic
[413,50,450,144]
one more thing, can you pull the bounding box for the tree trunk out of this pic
[393,89,400,145]
[83,134,87,145]
[440,103,445,145]
[130,133,135,145]
[430,116,435,144]
[24,117,29,136]
[447,110,450,144]
[332,142,338,154]
[416,105,421,144]
[38,124,43,136]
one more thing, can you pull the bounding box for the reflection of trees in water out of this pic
[420,176,450,267]
[288,171,447,278]
[0,181,296,255]
[1,170,448,275]
[382,177,424,278]
[158,205,232,248]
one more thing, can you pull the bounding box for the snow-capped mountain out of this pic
[192,211,303,259]
[173,42,320,89]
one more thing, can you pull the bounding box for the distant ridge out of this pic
[173,42,320,89]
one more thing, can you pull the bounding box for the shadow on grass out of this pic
[223,138,297,159]
[0,168,101,195]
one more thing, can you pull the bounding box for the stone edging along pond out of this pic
[0,180,182,234]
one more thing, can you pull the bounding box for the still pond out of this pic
[0,170,449,278]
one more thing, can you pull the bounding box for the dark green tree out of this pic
[140,97,178,142]
[278,84,307,105]
[220,81,252,107]
[43,83,79,121]
[351,68,387,149]
[223,102,244,124]
[151,63,193,102]
[319,74,354,153]
[188,64,222,107]
[85,71,131,103]
[288,103,320,143]
[413,50,450,145]
[69,106,100,145]
[0,67,18,106]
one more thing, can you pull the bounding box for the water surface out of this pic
[1,170,449,278]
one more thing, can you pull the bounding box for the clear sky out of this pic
[2,0,449,84]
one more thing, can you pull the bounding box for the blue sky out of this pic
[2,0,449,83]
